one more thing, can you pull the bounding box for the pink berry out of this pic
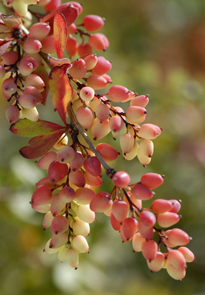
[89,33,109,51]
[120,133,135,154]
[90,191,113,213]
[29,22,50,40]
[70,152,84,171]
[167,249,187,270]
[44,0,61,12]
[120,217,138,242]
[65,36,78,57]
[50,193,66,216]
[91,118,110,140]
[109,116,124,132]
[87,74,108,90]
[80,86,95,102]
[2,51,18,65]
[31,185,52,207]
[59,186,76,203]
[138,123,162,139]
[75,188,96,205]
[95,103,110,122]
[112,171,130,187]
[112,200,129,222]
[84,171,103,187]
[57,145,75,163]
[157,212,180,228]
[126,106,147,124]
[41,36,56,54]
[146,251,165,272]
[110,212,121,231]
[92,56,112,75]
[83,15,104,32]
[69,59,87,79]
[139,211,156,227]
[96,143,118,162]
[151,199,173,214]
[84,156,102,177]
[131,182,154,200]
[141,173,164,189]
[84,54,98,70]
[76,106,94,129]
[23,37,42,54]
[108,85,130,102]
[69,170,86,187]
[51,215,69,235]
[49,232,68,248]
[178,247,195,263]
[5,105,19,123]
[48,160,69,182]
[37,151,57,169]
[130,95,149,107]
[166,228,191,246]
[78,42,92,58]
[141,239,158,261]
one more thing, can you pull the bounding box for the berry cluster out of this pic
[1,0,194,280]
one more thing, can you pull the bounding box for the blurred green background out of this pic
[0,0,205,294]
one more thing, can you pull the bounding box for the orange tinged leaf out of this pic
[20,130,65,159]
[54,13,67,59]
[49,56,71,67]
[49,64,73,124]
[10,119,65,137]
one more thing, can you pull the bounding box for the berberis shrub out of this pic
[0,0,195,280]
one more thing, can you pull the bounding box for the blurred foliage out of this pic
[0,0,205,294]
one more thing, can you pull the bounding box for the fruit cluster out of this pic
[1,0,194,280]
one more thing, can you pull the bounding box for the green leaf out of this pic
[54,13,67,59]
[49,64,73,124]
[19,130,65,159]
[10,119,65,137]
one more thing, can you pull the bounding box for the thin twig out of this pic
[67,105,116,178]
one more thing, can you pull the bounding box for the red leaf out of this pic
[54,13,67,59]
[49,64,73,124]
[19,130,65,159]
[40,4,78,35]
[10,119,65,137]
[0,39,13,57]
